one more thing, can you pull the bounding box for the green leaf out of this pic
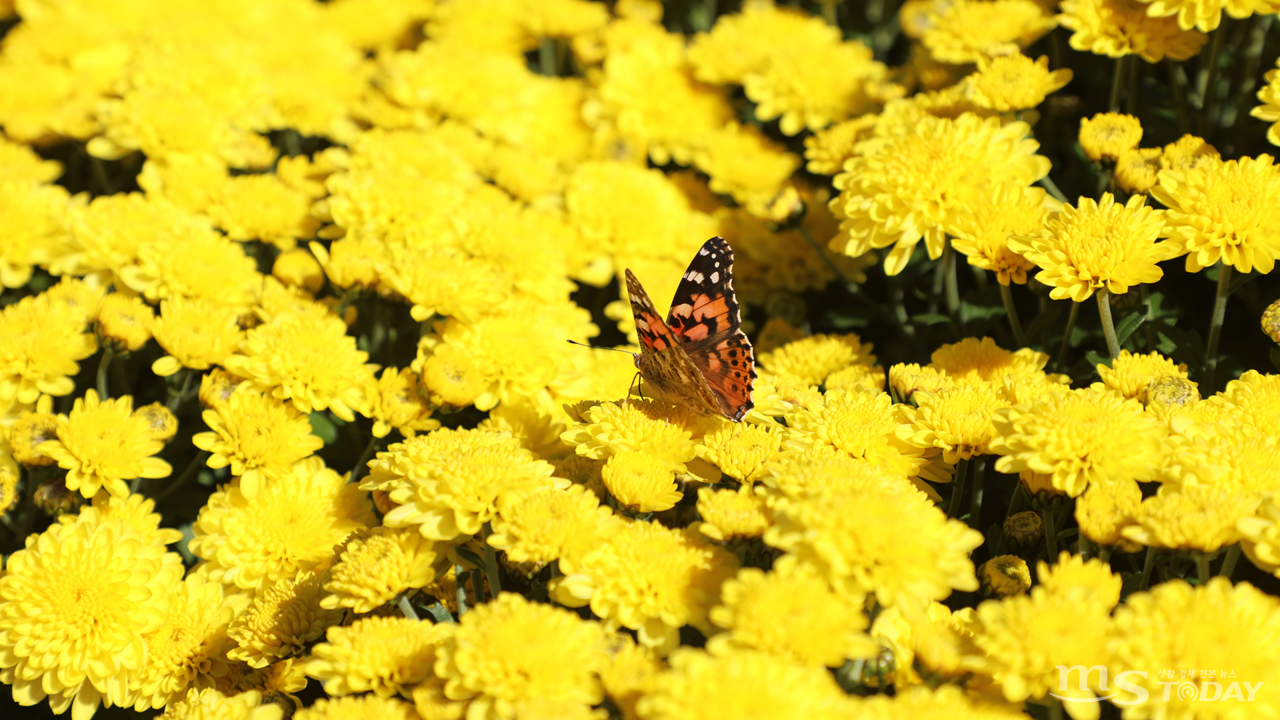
[1157,326,1207,370]
[309,411,338,445]
[453,545,484,569]
[1024,302,1063,344]
[1145,292,1181,322]
[1115,312,1145,348]
[911,313,951,326]
[1086,350,1112,370]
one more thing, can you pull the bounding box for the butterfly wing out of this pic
[665,237,756,421]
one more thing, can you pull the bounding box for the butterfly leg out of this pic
[626,371,646,406]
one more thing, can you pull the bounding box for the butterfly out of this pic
[624,237,756,422]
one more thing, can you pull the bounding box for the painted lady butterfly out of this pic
[625,237,756,422]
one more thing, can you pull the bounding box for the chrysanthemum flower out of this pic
[0,511,183,719]
[126,574,234,712]
[599,634,663,720]
[1151,154,1280,273]
[60,492,184,549]
[766,481,982,611]
[933,337,1051,383]
[787,388,941,484]
[971,585,1113,706]
[922,0,1057,63]
[638,647,856,720]
[1115,148,1164,195]
[1122,484,1258,551]
[1265,297,1280,344]
[1075,479,1144,550]
[228,569,346,669]
[803,115,878,175]
[294,695,419,720]
[120,225,263,309]
[369,368,439,439]
[149,296,244,377]
[561,400,716,479]
[200,368,245,410]
[695,421,788,485]
[1163,422,1280,500]
[1145,374,1202,417]
[40,390,173,499]
[1240,492,1280,573]
[0,293,98,405]
[1009,192,1179,301]
[695,486,773,542]
[888,362,953,404]
[1137,0,1280,32]
[190,457,375,593]
[160,688,284,720]
[708,562,875,667]
[304,616,451,699]
[8,394,58,467]
[272,247,325,294]
[489,484,623,568]
[95,293,154,353]
[193,387,325,499]
[226,311,376,422]
[207,173,320,250]
[756,333,876,388]
[1212,370,1280,437]
[952,185,1056,286]
[693,123,799,214]
[749,373,823,418]
[553,520,738,655]
[601,450,682,513]
[1059,0,1208,61]
[902,384,1008,463]
[1038,551,1123,609]
[321,526,447,614]
[363,427,560,542]
[1078,112,1143,162]
[1254,63,1280,146]
[1096,349,1190,402]
[991,387,1166,497]
[1110,578,1280,716]
[978,555,1032,597]
[0,180,73,289]
[1162,133,1221,171]
[435,592,607,717]
[832,113,1050,275]
[970,54,1073,112]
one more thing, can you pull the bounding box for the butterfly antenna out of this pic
[566,339,636,356]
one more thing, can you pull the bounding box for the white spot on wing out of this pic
[710,271,720,284]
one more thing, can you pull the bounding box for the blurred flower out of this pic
[1254,61,1280,146]
[1152,154,1280,274]
[272,247,326,294]
[193,387,325,499]
[0,293,98,405]
[931,337,1051,383]
[1038,551,1122,609]
[757,333,876,388]
[1213,370,1280,437]
[120,225,262,309]
[8,395,59,467]
[190,457,375,593]
[1162,133,1221,170]
[159,688,283,720]
[970,54,1073,112]
[1123,484,1258,551]
[368,368,440,439]
[0,180,73,289]
[1059,0,1208,61]
[1009,192,1178,301]
[200,368,245,410]
[435,592,606,717]
[803,115,878,175]
[832,113,1050,275]
[96,293,155,353]
[207,173,320,250]
[321,526,445,614]
[1003,510,1045,552]
[41,390,173,499]
[978,555,1032,598]
[1115,147,1165,193]
[150,297,244,377]
[1075,479,1144,550]
[1135,0,1278,32]
[600,634,663,720]
[952,185,1057,286]
[1078,112,1143,161]
[991,387,1166,497]
[228,569,345,669]
[305,616,451,698]
[295,695,419,720]
[922,0,1057,63]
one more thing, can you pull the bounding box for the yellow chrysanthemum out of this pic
[271,247,325,294]
[193,387,324,499]
[305,616,451,698]
[991,387,1167,497]
[0,510,183,719]
[1254,62,1280,146]
[1151,154,1280,274]
[708,562,875,667]
[560,400,718,480]
[0,293,98,405]
[553,520,739,655]
[1038,551,1123,609]
[126,574,234,712]
[1009,192,1179,301]
[369,368,440,439]
[888,362,953,404]
[120,225,263,309]
[1078,112,1143,162]
[1096,349,1190,402]
[601,450,683,513]
[952,185,1057,286]
[207,173,320,250]
[922,0,1057,63]
[149,297,244,377]
[435,592,607,718]
[978,555,1032,598]
[832,113,1051,275]
[1136,0,1280,32]
[803,115,878,175]
[189,457,376,593]
[695,486,773,542]
[765,482,983,611]
[295,695,419,720]
[902,384,1008,463]
[1122,484,1258,551]
[1115,147,1165,194]
[1213,370,1280,437]
[95,293,154,353]
[1163,421,1280,500]
[364,427,560,542]
[159,688,284,720]
[489,484,623,568]
[8,394,58,467]
[1110,578,1280,716]
[970,54,1073,112]
[824,363,887,394]
[0,180,73,289]
[228,569,345,670]
[693,123,799,214]
[787,388,942,485]
[40,390,173,499]
[225,311,376,422]
[756,333,876,388]
[321,526,447,614]
[1075,479,1144,550]
[695,421,788,485]
[932,337,1051,384]
[638,647,856,720]
[1240,492,1280,574]
[1059,0,1208,61]
[200,368,245,410]
[1265,297,1280,344]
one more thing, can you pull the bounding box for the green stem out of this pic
[397,593,420,621]
[481,523,504,595]
[96,349,114,399]
[1139,548,1157,591]
[821,0,837,25]
[1056,301,1081,370]
[166,370,193,412]
[1218,544,1242,579]
[1200,24,1228,135]
[999,283,1027,348]
[1043,506,1058,558]
[539,38,557,76]
[1166,59,1192,135]
[968,458,985,529]
[425,599,454,623]
[1038,174,1067,203]
[943,239,961,338]
[1126,52,1140,115]
[347,435,379,486]
[470,567,486,605]
[153,451,210,504]
[1097,289,1121,360]
[1099,547,1111,563]
[1139,284,1155,352]
[1108,56,1128,112]
[1196,552,1212,585]
[1204,263,1232,392]
[454,564,469,615]
[947,457,969,520]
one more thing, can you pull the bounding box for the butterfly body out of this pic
[625,237,756,422]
